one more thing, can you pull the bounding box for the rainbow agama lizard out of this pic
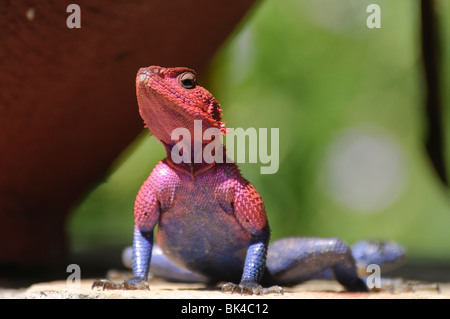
[92,66,405,295]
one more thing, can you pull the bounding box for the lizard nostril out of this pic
[137,72,149,84]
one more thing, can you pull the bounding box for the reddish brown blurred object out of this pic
[0,0,254,266]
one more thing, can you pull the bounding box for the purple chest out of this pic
[155,165,251,280]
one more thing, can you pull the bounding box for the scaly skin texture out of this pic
[92,66,405,294]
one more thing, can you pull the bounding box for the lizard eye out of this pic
[178,72,197,89]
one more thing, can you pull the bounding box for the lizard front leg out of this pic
[222,237,283,295]
[93,167,162,290]
[124,226,154,289]
[92,226,153,290]
[219,169,283,295]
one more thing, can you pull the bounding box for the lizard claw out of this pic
[92,277,149,291]
[221,281,284,295]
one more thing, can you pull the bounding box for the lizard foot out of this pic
[221,281,284,295]
[91,277,149,290]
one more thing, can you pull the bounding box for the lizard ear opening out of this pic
[178,72,197,89]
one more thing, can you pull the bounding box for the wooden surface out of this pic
[1,278,448,299]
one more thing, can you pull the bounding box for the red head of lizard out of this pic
[136,66,226,146]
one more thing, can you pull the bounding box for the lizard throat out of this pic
[163,142,227,177]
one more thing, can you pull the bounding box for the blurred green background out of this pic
[69,0,450,262]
